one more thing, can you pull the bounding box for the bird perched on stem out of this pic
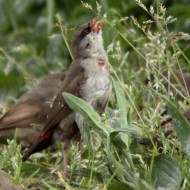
[0,17,112,174]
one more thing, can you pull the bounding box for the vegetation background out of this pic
[0,0,190,189]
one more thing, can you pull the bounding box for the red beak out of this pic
[88,17,105,33]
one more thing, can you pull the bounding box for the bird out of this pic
[0,72,65,146]
[140,70,190,146]
[0,171,24,190]
[161,70,190,135]
[22,16,111,171]
[1,17,111,173]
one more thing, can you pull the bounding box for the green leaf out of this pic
[153,91,190,158]
[112,77,130,144]
[63,92,112,136]
[74,168,104,182]
[167,99,190,157]
[151,154,181,189]
[21,162,51,178]
[112,77,128,128]
[108,181,133,190]
[110,125,143,139]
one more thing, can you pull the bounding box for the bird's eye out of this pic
[81,28,91,37]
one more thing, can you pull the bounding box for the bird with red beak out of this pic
[0,17,112,174]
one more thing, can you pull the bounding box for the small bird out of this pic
[0,171,24,190]
[23,16,111,171]
[0,72,65,145]
[161,70,190,135]
[1,17,111,173]
[140,70,190,146]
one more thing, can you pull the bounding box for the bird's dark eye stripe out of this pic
[81,27,91,38]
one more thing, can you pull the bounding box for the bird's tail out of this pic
[22,130,54,161]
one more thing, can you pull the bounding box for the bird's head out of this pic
[72,17,105,59]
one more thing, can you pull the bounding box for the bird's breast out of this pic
[82,62,112,108]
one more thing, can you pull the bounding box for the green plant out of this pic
[1,0,190,189]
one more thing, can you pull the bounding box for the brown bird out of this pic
[0,17,111,173]
[161,70,190,134]
[140,70,190,146]
[0,75,78,173]
[0,171,24,190]
[22,16,112,171]
[0,72,65,145]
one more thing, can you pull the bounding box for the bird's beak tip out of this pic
[89,16,104,33]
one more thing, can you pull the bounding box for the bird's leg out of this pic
[51,140,70,176]
[62,140,69,176]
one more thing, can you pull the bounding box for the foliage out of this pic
[1,0,190,189]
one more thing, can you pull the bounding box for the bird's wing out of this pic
[0,104,41,129]
[0,73,65,129]
[43,62,85,133]
[22,61,85,161]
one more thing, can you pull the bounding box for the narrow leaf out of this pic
[110,125,143,139]
[63,92,112,135]
[153,91,190,157]
[108,181,133,190]
[151,154,181,189]
[21,162,50,178]
[168,99,190,157]
[112,77,128,128]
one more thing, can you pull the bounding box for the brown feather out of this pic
[22,59,86,159]
[43,59,85,133]
[0,72,65,129]
[22,18,112,163]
